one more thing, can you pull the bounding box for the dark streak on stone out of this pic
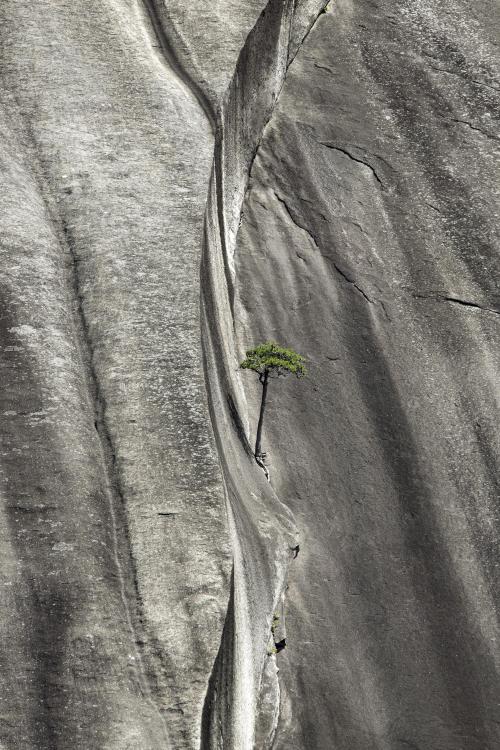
[313,62,335,75]
[412,291,500,316]
[273,190,320,248]
[140,0,216,132]
[451,118,499,141]
[329,261,374,304]
[273,190,375,304]
[318,142,385,187]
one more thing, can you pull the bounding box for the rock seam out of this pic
[198,1,329,747]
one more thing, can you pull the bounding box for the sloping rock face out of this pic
[234,1,500,749]
[0,2,226,747]
[0,0,498,748]
[0,0,324,748]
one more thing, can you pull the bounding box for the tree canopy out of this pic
[240,342,306,468]
[240,341,306,380]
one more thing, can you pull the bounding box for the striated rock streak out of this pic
[0,0,227,746]
[199,1,330,747]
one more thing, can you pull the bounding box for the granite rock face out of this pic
[0,1,227,747]
[234,1,500,748]
[0,0,324,747]
[0,0,499,748]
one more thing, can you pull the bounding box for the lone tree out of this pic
[240,342,306,461]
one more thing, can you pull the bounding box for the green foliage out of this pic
[271,613,280,636]
[240,342,306,379]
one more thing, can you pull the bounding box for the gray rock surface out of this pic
[0,1,228,747]
[148,0,269,108]
[1,0,499,747]
[0,0,326,747]
[200,2,326,745]
[234,1,500,748]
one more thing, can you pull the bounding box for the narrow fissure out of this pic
[412,291,500,316]
[198,2,331,746]
[273,190,374,304]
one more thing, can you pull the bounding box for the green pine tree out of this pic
[240,342,306,460]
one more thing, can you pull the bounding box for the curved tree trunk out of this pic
[255,370,269,458]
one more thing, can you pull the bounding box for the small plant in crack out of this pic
[271,613,280,637]
[240,342,306,467]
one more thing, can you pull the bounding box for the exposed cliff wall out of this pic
[1,0,498,748]
[0,1,227,747]
[233,1,500,748]
[0,1,326,747]
[200,2,327,747]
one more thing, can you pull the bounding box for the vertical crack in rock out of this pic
[273,190,322,247]
[273,190,374,303]
[411,291,500,316]
[199,1,329,747]
[225,2,500,746]
[329,261,375,304]
[450,118,500,142]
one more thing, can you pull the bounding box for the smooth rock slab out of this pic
[234,1,500,748]
[0,0,235,746]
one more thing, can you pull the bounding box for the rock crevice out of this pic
[199,1,327,746]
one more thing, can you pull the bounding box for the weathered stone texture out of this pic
[234,1,500,748]
[0,1,229,746]
[0,0,326,746]
[1,0,499,747]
